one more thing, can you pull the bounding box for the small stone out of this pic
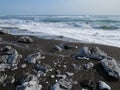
[25,52,42,64]
[11,66,18,71]
[51,79,73,90]
[0,63,9,71]
[37,72,41,78]
[55,80,58,83]
[18,55,23,60]
[18,36,33,43]
[51,83,60,90]
[98,81,111,90]
[20,64,27,68]
[73,81,78,85]
[46,81,49,84]
[37,61,41,64]
[77,57,90,60]
[51,75,55,78]
[49,68,54,72]
[72,63,81,71]
[58,35,64,38]
[63,65,67,68]
[41,56,45,59]
[55,43,77,52]
[55,45,63,52]
[35,65,48,73]
[83,62,94,70]
[65,72,74,77]
[58,64,61,67]
[55,70,61,75]
[75,46,78,49]
[56,74,66,79]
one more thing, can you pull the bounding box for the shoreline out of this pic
[0,32,120,90]
[0,27,120,48]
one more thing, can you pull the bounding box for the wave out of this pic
[1,15,120,23]
[17,22,120,48]
[92,19,120,23]
[99,25,119,30]
[0,15,120,48]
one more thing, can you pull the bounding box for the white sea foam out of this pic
[0,18,120,48]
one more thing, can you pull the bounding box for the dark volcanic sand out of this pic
[0,34,120,90]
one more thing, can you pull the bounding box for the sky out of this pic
[0,0,120,15]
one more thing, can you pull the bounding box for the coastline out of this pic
[0,32,120,90]
[0,15,120,48]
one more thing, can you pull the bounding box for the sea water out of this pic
[0,15,120,47]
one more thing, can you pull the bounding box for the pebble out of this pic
[65,72,74,77]
[55,70,61,74]
[51,75,55,78]
[20,64,27,68]
[98,81,111,90]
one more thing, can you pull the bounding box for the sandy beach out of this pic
[0,30,120,90]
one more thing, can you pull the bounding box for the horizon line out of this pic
[0,14,120,16]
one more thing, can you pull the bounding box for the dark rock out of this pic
[18,36,33,43]
[35,65,48,73]
[51,82,60,90]
[57,35,64,38]
[56,74,67,79]
[59,79,72,89]
[65,72,74,77]
[51,79,73,90]
[0,63,10,71]
[71,63,81,71]
[25,52,42,64]
[0,46,19,64]
[83,62,94,70]
[16,73,42,90]
[55,45,63,52]
[54,43,77,52]
[76,46,107,60]
[35,64,53,77]
[3,76,15,86]
[98,81,111,90]
[100,57,120,79]
[0,46,20,71]
[55,70,61,75]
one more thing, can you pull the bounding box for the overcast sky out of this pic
[0,0,120,15]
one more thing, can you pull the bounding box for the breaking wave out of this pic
[0,15,120,48]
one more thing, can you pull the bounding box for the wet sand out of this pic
[0,33,120,90]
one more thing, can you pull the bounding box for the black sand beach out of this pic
[0,31,120,90]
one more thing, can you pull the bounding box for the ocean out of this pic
[0,15,120,47]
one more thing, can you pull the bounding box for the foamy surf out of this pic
[0,15,120,48]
